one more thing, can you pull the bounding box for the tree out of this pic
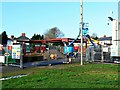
[44,27,64,39]
[1,31,8,46]
[91,33,98,40]
[30,33,44,51]
[41,35,44,40]
[31,34,44,40]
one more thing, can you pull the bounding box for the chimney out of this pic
[104,35,106,38]
[11,35,14,39]
[22,33,25,37]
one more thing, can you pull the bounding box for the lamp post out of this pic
[80,0,83,65]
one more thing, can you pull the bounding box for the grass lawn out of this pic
[1,63,119,88]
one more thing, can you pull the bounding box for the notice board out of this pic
[12,45,21,59]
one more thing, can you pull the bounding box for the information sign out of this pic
[12,45,20,59]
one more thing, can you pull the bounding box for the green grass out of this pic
[1,63,119,88]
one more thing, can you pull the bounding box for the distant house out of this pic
[7,35,18,46]
[7,38,12,46]
[98,36,112,46]
[6,33,30,46]
[17,33,30,42]
[17,33,30,53]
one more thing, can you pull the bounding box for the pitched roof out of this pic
[17,36,30,41]
[98,36,112,41]
[8,38,12,41]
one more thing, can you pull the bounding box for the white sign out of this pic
[111,46,120,57]
[0,56,5,63]
[103,47,108,52]
[4,53,10,56]
[12,45,21,59]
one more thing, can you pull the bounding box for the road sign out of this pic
[12,45,20,59]
[4,53,10,56]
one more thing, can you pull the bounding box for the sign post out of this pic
[5,46,12,66]
[5,49,9,66]
[101,45,104,63]
[20,43,23,69]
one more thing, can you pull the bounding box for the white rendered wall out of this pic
[111,20,120,57]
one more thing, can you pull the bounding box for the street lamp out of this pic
[108,17,114,21]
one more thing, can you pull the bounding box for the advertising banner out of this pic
[12,45,21,59]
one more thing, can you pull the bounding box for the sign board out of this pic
[35,45,40,51]
[12,45,20,59]
[4,53,10,56]
[0,56,5,63]
[26,45,30,52]
[8,46,12,50]
[111,46,119,57]
[103,47,108,52]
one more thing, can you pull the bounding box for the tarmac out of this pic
[0,58,116,73]
[1,59,74,73]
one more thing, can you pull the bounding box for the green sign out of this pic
[26,45,30,52]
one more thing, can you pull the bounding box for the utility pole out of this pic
[80,0,83,65]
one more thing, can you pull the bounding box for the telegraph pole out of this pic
[80,0,83,65]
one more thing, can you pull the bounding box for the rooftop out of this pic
[98,36,112,41]
[17,33,30,42]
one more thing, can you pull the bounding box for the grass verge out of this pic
[1,63,119,88]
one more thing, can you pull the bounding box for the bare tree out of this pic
[44,27,64,39]
[91,33,98,40]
